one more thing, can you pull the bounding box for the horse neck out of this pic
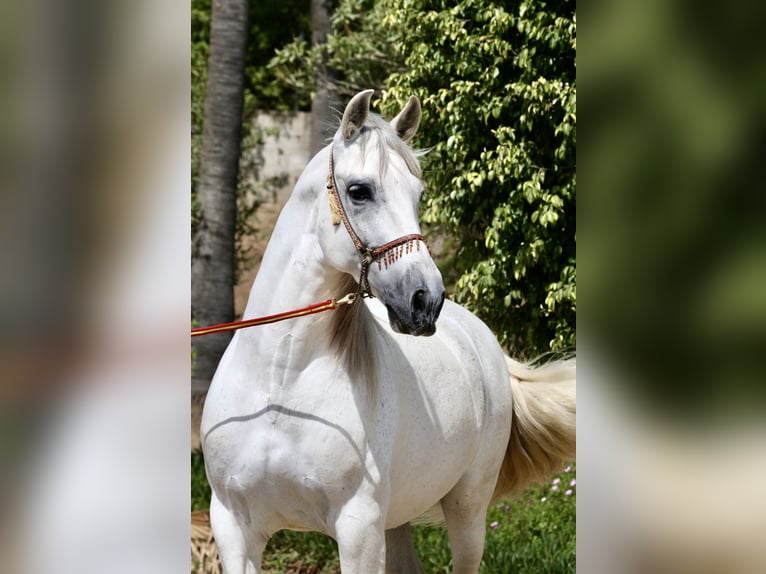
[236,146,381,394]
[246,218,334,315]
[240,150,348,350]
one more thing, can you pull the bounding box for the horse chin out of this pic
[412,324,437,337]
[385,304,437,337]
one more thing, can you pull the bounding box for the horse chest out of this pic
[205,356,396,527]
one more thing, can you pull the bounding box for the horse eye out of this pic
[347,183,373,202]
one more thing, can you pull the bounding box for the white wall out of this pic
[247,110,312,206]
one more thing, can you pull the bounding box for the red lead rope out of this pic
[191,293,357,337]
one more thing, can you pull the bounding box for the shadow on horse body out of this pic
[201,90,576,573]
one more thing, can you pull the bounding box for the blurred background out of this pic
[579,0,766,571]
[0,0,190,572]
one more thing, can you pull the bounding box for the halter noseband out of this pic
[326,143,430,298]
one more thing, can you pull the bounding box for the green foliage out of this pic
[273,0,576,357]
[384,0,576,357]
[243,0,311,112]
[270,0,407,100]
[191,452,211,512]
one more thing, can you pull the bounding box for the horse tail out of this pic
[492,355,576,501]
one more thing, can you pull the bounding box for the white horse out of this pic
[201,90,576,573]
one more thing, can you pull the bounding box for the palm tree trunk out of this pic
[310,0,339,155]
[191,0,248,391]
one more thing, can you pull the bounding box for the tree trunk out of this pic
[310,0,340,155]
[191,0,248,391]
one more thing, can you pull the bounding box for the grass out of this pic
[480,467,576,573]
[192,452,575,572]
[406,465,576,573]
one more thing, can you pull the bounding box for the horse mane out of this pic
[328,275,381,395]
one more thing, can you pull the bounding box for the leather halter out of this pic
[326,143,430,298]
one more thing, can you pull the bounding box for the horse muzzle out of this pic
[385,286,446,336]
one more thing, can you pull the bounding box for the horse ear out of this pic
[340,89,374,141]
[391,95,421,143]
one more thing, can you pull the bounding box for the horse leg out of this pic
[440,484,492,574]
[209,492,267,574]
[385,522,425,574]
[334,499,387,573]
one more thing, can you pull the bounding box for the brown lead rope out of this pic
[191,293,357,337]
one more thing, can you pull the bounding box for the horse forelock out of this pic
[343,114,423,182]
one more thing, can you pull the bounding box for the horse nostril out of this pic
[411,288,445,327]
[412,289,427,316]
[408,288,444,336]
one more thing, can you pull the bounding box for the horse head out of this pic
[317,90,445,336]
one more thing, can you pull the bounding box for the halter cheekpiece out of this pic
[326,143,430,298]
